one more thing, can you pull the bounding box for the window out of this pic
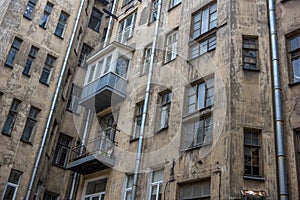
[23,46,38,75]
[289,33,300,83]
[66,84,82,114]
[43,190,59,200]
[187,77,214,114]
[2,99,21,136]
[78,43,93,67]
[169,0,181,9]
[244,129,261,177]
[191,3,217,39]
[40,55,55,84]
[74,28,83,51]
[157,92,172,130]
[148,169,164,200]
[123,175,133,200]
[165,31,178,63]
[5,38,22,67]
[296,131,300,191]
[84,179,107,200]
[89,7,102,32]
[123,0,133,6]
[33,181,42,200]
[183,115,213,149]
[243,37,258,70]
[21,107,39,142]
[133,102,144,139]
[39,2,53,28]
[118,12,137,43]
[149,0,158,23]
[54,11,69,38]
[179,179,210,200]
[2,170,22,200]
[52,133,72,167]
[116,56,130,78]
[190,34,216,59]
[24,0,37,19]
[143,46,152,74]
[98,113,117,156]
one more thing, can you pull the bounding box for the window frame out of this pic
[295,130,300,192]
[39,2,53,28]
[133,102,144,139]
[190,33,216,59]
[40,54,56,85]
[123,174,134,200]
[83,178,107,200]
[149,0,159,24]
[169,0,181,9]
[66,84,82,114]
[2,170,23,200]
[178,179,211,200]
[21,106,40,143]
[23,0,37,19]
[242,36,259,70]
[148,168,164,200]
[118,11,137,43]
[52,133,72,168]
[143,45,152,74]
[164,31,178,63]
[288,33,300,83]
[5,37,22,67]
[2,99,21,136]
[156,91,172,131]
[54,11,69,38]
[78,43,93,68]
[88,7,103,32]
[23,46,38,76]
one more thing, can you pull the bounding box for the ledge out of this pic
[243,175,265,181]
[243,67,260,72]
[39,80,50,87]
[168,2,181,12]
[181,142,213,152]
[129,137,139,143]
[288,81,300,87]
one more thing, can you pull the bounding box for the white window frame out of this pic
[2,170,22,200]
[164,31,178,63]
[118,12,137,43]
[122,174,133,200]
[133,102,144,139]
[147,169,164,200]
[82,176,107,200]
[143,46,152,74]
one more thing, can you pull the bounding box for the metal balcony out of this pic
[67,135,116,175]
[79,72,127,112]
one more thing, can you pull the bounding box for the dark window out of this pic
[84,179,107,200]
[78,43,93,67]
[149,0,158,23]
[243,37,258,70]
[157,92,172,130]
[54,11,69,38]
[88,7,102,32]
[39,2,53,28]
[244,129,261,177]
[43,190,59,200]
[21,107,39,142]
[40,55,55,84]
[53,133,72,167]
[66,84,82,114]
[133,102,144,139]
[5,38,22,67]
[124,175,133,200]
[23,46,38,75]
[179,179,210,200]
[24,0,37,19]
[74,28,83,51]
[2,99,21,135]
[289,33,300,83]
[296,131,300,192]
[3,170,23,200]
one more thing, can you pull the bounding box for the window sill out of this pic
[23,15,32,20]
[243,175,265,181]
[5,62,13,68]
[243,67,260,72]
[39,25,47,29]
[66,109,80,116]
[129,137,139,143]
[88,26,100,33]
[1,132,11,137]
[20,139,33,145]
[168,2,181,12]
[22,72,31,77]
[54,33,64,40]
[163,57,177,65]
[189,27,218,44]
[51,163,67,170]
[182,105,213,120]
[154,126,169,135]
[188,47,216,62]
[139,71,149,77]
[288,81,300,87]
[39,80,50,87]
[181,142,213,152]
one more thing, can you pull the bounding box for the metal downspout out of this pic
[267,0,288,199]
[25,0,85,199]
[131,0,163,199]
[103,0,118,48]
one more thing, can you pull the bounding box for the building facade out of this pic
[0,0,300,200]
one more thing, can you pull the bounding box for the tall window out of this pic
[187,77,214,114]
[149,169,164,200]
[179,179,210,199]
[3,170,23,200]
[244,129,261,177]
[5,38,22,67]
[133,102,144,139]
[116,56,130,78]
[143,46,152,74]
[78,43,93,67]
[66,84,82,114]
[24,0,37,19]
[89,7,102,32]
[183,115,213,149]
[23,46,38,75]
[53,133,72,167]
[289,33,300,83]
[296,131,300,191]
[118,12,137,43]
[157,92,172,130]
[74,28,83,51]
[2,99,21,136]
[243,36,258,70]
[165,31,178,63]
[21,107,39,142]
[98,113,117,155]
[123,175,133,200]
[84,179,107,200]
[39,2,53,28]
[169,0,181,9]
[54,11,69,38]
[149,0,158,23]
[40,55,55,84]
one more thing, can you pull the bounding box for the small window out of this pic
[5,37,22,67]
[190,33,216,59]
[165,31,178,63]
[244,129,261,177]
[2,99,21,136]
[157,91,172,130]
[243,36,258,70]
[123,175,133,200]
[40,55,56,84]
[52,133,72,167]
[84,179,107,200]
[21,107,40,143]
[296,131,300,191]
[179,179,210,199]
[288,33,300,83]
[88,7,102,32]
[39,2,53,28]
[78,43,93,67]
[148,169,164,200]
[118,12,137,43]
[143,45,152,74]
[23,46,38,75]
[66,84,82,114]
[24,0,37,19]
[133,102,144,139]
[169,0,181,9]
[149,0,158,23]
[3,169,23,200]
[54,11,69,38]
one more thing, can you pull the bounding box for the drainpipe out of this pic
[25,0,85,199]
[103,0,118,48]
[267,0,288,199]
[131,0,163,199]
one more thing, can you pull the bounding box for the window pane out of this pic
[8,170,22,184]
[86,179,107,194]
[292,57,300,82]
[197,83,205,109]
[3,113,15,135]
[116,56,129,78]
[3,185,16,200]
[6,48,17,66]
[201,8,209,34]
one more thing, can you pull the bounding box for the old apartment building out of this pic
[0,0,300,199]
